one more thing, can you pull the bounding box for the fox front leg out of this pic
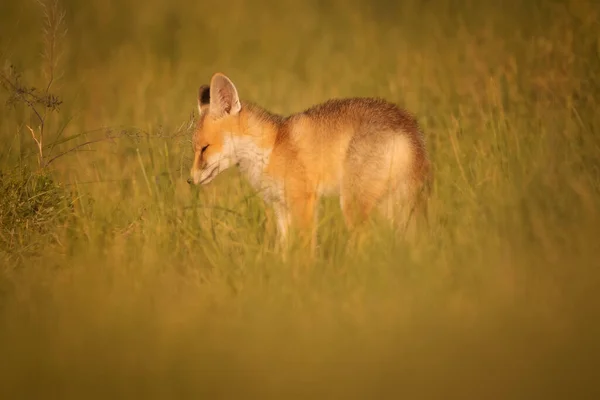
[273,203,291,254]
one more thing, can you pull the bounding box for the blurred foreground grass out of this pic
[1,0,599,398]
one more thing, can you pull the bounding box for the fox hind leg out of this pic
[341,132,428,243]
[377,179,430,243]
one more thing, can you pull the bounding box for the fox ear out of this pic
[198,85,210,115]
[209,73,241,117]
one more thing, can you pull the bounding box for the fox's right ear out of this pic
[197,85,210,115]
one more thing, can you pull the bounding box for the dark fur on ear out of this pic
[198,85,210,114]
[199,85,210,106]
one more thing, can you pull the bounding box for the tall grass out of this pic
[1,0,599,397]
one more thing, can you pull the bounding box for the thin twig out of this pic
[44,138,116,167]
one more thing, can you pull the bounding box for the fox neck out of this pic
[232,104,281,191]
[229,135,271,189]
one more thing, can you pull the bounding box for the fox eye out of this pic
[201,144,209,154]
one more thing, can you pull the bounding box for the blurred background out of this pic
[1,0,599,398]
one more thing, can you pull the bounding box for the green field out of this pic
[1,0,599,397]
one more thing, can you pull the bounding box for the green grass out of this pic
[1,0,599,398]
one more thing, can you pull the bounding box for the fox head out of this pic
[187,73,243,185]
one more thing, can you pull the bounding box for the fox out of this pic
[187,72,431,253]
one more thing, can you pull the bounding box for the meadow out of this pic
[1,0,599,397]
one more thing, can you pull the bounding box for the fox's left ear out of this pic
[209,73,241,117]
[197,85,210,115]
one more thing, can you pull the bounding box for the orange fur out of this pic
[188,73,431,254]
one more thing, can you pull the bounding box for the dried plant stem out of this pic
[26,124,44,167]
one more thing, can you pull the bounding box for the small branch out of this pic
[44,137,115,167]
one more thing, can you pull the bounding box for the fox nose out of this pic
[186,177,193,185]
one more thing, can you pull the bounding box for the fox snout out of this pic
[187,150,207,185]
[188,161,221,185]
[188,166,205,185]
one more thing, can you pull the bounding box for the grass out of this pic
[1,0,599,398]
